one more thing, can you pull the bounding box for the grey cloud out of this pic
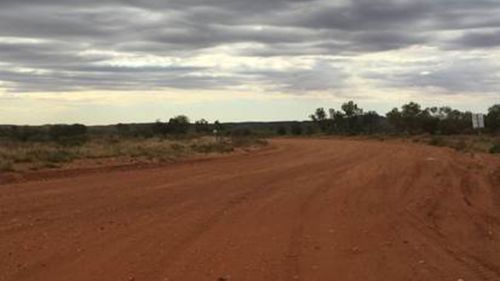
[0,0,500,94]
[364,58,500,93]
[288,0,430,31]
[0,42,103,68]
[238,61,349,92]
[148,25,322,50]
[0,66,236,93]
[350,31,429,52]
[286,0,500,31]
[450,30,500,49]
[239,30,427,57]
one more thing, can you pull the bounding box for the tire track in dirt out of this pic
[283,160,368,281]
[158,143,371,280]
[398,152,500,281]
[1,138,500,281]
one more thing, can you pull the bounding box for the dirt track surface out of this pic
[1,138,500,281]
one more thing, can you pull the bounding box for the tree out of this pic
[153,119,169,136]
[8,126,47,142]
[310,108,327,122]
[310,101,382,135]
[340,101,364,134]
[276,126,287,136]
[435,108,471,135]
[168,115,190,135]
[386,108,403,131]
[49,124,88,145]
[116,123,131,136]
[213,120,224,133]
[390,102,425,134]
[360,111,382,134]
[341,101,363,117]
[291,122,303,135]
[386,102,476,135]
[310,108,329,132]
[486,104,500,133]
[195,119,210,133]
[401,102,423,133]
[305,125,315,135]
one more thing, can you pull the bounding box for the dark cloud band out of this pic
[0,0,499,93]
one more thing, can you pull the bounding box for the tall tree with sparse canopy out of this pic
[486,105,500,133]
[168,115,190,135]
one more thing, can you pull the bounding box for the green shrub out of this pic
[170,143,185,152]
[190,143,233,154]
[230,136,267,148]
[56,136,88,146]
[291,123,303,135]
[451,139,468,152]
[49,124,87,141]
[42,162,61,169]
[0,159,14,172]
[428,136,445,147]
[44,150,74,163]
[276,126,287,136]
[490,143,500,154]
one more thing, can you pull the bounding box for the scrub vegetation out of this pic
[307,101,500,153]
[0,116,266,172]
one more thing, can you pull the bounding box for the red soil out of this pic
[1,138,500,281]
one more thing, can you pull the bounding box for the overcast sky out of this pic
[0,0,499,124]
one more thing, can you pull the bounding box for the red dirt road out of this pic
[1,138,500,281]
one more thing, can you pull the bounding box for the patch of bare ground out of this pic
[0,138,499,281]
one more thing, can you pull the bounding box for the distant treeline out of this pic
[0,102,498,145]
[307,101,500,136]
[0,124,89,145]
[0,116,274,145]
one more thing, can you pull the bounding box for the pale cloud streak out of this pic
[0,0,499,123]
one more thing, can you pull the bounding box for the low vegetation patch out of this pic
[0,136,265,172]
[0,115,271,173]
[0,159,14,172]
[490,142,500,154]
[406,135,498,154]
[428,136,446,147]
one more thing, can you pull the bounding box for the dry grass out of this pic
[361,134,500,155]
[411,135,500,154]
[0,136,266,172]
